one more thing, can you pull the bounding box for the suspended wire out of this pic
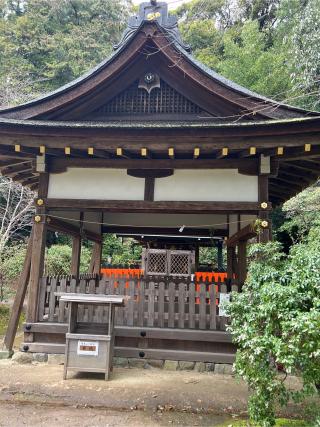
[46,213,259,230]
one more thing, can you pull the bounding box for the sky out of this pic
[132,0,192,11]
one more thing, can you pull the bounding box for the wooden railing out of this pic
[38,275,238,331]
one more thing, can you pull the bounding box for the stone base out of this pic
[11,352,234,375]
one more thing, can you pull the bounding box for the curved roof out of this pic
[0,2,317,121]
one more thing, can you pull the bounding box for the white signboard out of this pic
[77,340,99,356]
[219,293,231,317]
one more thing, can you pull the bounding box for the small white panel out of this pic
[154,170,258,202]
[48,169,144,200]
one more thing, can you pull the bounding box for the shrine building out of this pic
[1,1,319,363]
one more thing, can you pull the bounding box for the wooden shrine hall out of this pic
[1,0,320,363]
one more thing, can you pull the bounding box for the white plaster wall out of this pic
[154,170,258,202]
[48,168,145,200]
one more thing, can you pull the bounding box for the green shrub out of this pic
[0,244,27,301]
[228,227,320,426]
[45,244,92,276]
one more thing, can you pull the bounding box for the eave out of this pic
[0,116,318,204]
[0,21,317,121]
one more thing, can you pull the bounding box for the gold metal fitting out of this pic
[34,215,41,223]
[261,220,269,228]
[37,198,44,206]
[260,202,268,209]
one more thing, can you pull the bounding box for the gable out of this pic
[83,78,207,120]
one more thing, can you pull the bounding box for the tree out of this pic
[289,0,320,110]
[228,198,320,425]
[0,0,132,106]
[0,177,34,255]
[217,21,293,101]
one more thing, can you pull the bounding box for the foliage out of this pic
[217,21,292,101]
[175,0,320,111]
[228,227,320,426]
[0,177,34,255]
[0,0,132,106]
[280,185,320,243]
[216,418,308,426]
[0,243,27,301]
[102,234,142,266]
[45,244,92,276]
[0,304,10,335]
[289,0,320,110]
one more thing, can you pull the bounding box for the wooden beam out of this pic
[226,246,234,279]
[45,199,267,213]
[258,175,271,243]
[3,229,33,351]
[144,177,155,201]
[226,223,257,247]
[26,173,49,323]
[278,146,320,161]
[71,236,81,277]
[89,241,102,275]
[27,217,47,322]
[70,212,83,277]
[49,158,259,174]
[0,161,33,177]
[47,216,102,242]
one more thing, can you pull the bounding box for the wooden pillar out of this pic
[259,158,271,244]
[71,236,81,277]
[217,240,223,271]
[227,246,233,279]
[26,173,48,323]
[4,229,33,351]
[70,212,83,278]
[89,241,102,275]
[194,244,199,271]
[238,240,247,288]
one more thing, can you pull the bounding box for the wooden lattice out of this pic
[169,252,190,276]
[146,250,167,275]
[94,79,203,116]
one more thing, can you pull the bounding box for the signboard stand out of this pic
[56,293,125,380]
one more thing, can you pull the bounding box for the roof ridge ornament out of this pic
[114,1,191,52]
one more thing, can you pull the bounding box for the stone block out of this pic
[194,362,206,373]
[113,357,129,368]
[48,354,65,365]
[205,363,215,372]
[214,363,234,375]
[163,360,178,371]
[12,352,33,364]
[128,358,146,369]
[178,361,195,371]
[33,353,48,363]
[146,359,164,369]
[0,350,13,360]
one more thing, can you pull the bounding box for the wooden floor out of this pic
[23,323,236,363]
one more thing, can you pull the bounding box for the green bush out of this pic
[0,244,27,301]
[45,245,92,276]
[228,227,320,426]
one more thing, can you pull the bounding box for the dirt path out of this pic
[0,401,234,427]
[0,360,312,426]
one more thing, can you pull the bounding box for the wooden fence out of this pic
[38,275,238,331]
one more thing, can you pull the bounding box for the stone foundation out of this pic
[9,352,234,374]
